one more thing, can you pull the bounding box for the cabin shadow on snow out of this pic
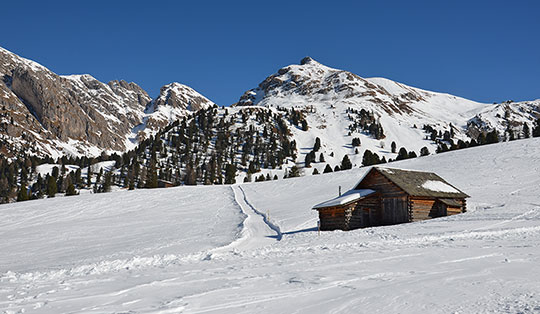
[312,167,469,231]
[265,227,318,239]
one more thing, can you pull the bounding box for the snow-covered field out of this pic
[2,138,540,313]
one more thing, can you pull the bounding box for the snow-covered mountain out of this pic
[2,47,538,165]
[0,46,213,158]
[236,57,540,171]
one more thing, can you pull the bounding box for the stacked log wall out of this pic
[410,198,437,221]
[352,194,381,228]
[318,204,354,231]
[447,199,467,215]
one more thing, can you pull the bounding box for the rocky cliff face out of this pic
[0,47,214,158]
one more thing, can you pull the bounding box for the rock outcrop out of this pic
[144,82,215,131]
[0,46,214,158]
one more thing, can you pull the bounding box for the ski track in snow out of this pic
[2,138,540,313]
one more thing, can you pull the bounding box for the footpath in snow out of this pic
[209,185,281,255]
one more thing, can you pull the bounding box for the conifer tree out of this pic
[341,155,352,170]
[46,175,57,198]
[362,149,381,166]
[86,165,92,187]
[75,168,82,186]
[532,119,540,137]
[420,147,430,156]
[184,166,197,185]
[323,164,333,173]
[145,167,158,189]
[304,153,312,168]
[313,137,321,151]
[288,166,300,178]
[65,183,78,196]
[56,175,64,193]
[52,166,59,179]
[103,172,112,192]
[224,163,236,184]
[396,147,409,161]
[477,132,487,145]
[17,185,29,202]
[486,130,499,144]
[301,119,308,131]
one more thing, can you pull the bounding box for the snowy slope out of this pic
[1,138,540,313]
[0,186,243,273]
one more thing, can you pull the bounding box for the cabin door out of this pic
[362,208,370,227]
[383,198,408,224]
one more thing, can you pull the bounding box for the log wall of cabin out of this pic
[410,198,438,221]
[410,198,467,221]
[356,170,409,225]
[446,199,467,215]
[352,194,381,228]
[318,204,355,231]
[318,194,382,231]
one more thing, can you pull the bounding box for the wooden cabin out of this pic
[313,167,469,231]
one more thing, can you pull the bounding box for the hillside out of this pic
[1,138,539,313]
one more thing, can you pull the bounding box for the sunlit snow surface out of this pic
[1,139,540,313]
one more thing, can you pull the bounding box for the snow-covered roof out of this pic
[354,167,469,199]
[421,180,460,194]
[313,189,376,209]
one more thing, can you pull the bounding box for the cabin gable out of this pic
[354,168,410,225]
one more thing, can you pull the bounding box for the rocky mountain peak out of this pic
[148,82,214,113]
[137,82,215,136]
[300,56,316,65]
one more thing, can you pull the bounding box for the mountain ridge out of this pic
[0,46,213,158]
[1,48,539,163]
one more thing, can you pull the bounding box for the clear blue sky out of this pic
[2,0,539,105]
